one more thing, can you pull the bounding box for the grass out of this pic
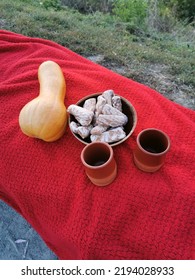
[0,0,194,108]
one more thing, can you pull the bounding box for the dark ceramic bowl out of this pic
[69,93,137,146]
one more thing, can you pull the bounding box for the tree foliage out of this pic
[172,0,195,22]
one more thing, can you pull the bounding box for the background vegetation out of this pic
[0,0,194,108]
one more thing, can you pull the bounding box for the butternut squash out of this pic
[19,60,67,142]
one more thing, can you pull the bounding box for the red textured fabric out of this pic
[0,30,195,260]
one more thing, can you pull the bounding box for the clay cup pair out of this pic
[81,128,170,186]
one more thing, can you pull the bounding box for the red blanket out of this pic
[0,30,194,260]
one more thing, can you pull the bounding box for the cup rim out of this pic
[81,141,113,169]
[137,128,171,156]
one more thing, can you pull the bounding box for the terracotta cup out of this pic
[133,128,170,172]
[81,142,117,186]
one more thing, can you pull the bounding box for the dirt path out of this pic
[87,55,195,110]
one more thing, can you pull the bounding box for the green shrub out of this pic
[174,0,195,22]
[159,0,195,23]
[112,0,148,26]
[42,0,62,11]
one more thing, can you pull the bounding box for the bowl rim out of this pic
[68,92,137,146]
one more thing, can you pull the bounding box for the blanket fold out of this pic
[0,30,194,259]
